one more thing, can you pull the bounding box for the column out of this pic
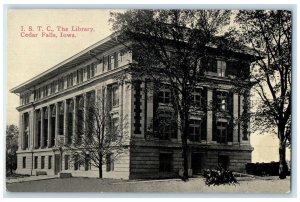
[30,111,35,149]
[233,93,239,144]
[55,103,59,146]
[240,95,244,143]
[19,113,24,150]
[64,100,68,145]
[146,82,153,136]
[47,106,51,148]
[141,82,145,137]
[41,108,44,148]
[120,83,124,136]
[83,93,87,138]
[33,110,38,149]
[207,89,213,142]
[73,97,77,144]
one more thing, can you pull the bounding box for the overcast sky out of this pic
[6,9,290,163]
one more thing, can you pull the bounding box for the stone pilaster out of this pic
[55,103,59,146]
[33,110,38,149]
[64,100,68,145]
[146,82,153,137]
[41,108,44,148]
[73,97,77,144]
[30,111,34,149]
[20,113,24,150]
[207,89,213,142]
[47,106,51,147]
[240,95,244,143]
[233,93,239,144]
[83,93,87,139]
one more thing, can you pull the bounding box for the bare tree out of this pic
[6,124,19,176]
[110,9,232,180]
[235,10,291,179]
[63,90,129,179]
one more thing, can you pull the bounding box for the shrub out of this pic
[203,166,238,186]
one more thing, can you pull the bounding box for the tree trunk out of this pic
[98,155,103,179]
[181,137,189,181]
[181,110,190,181]
[279,141,288,179]
[99,162,103,179]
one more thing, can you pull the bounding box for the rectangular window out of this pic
[77,69,83,83]
[64,155,69,170]
[106,154,114,172]
[91,63,95,77]
[22,157,26,168]
[43,86,48,97]
[87,65,91,79]
[58,78,64,91]
[191,88,202,107]
[204,57,217,72]
[35,88,41,100]
[159,153,172,172]
[118,51,123,63]
[111,86,119,107]
[217,122,227,143]
[103,56,108,72]
[67,73,73,87]
[217,91,228,112]
[50,81,57,94]
[158,116,177,140]
[110,117,119,141]
[34,156,38,169]
[158,90,171,104]
[217,60,226,77]
[108,55,114,71]
[189,119,201,141]
[34,89,37,101]
[22,94,30,105]
[41,156,45,169]
[48,156,52,169]
[114,52,118,68]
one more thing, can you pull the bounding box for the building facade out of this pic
[11,35,254,179]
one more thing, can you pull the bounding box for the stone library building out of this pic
[10,34,256,179]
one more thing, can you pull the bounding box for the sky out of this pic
[6,9,290,163]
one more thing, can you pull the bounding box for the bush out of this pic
[245,162,289,176]
[203,166,238,186]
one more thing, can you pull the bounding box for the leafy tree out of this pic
[235,10,291,179]
[110,9,232,180]
[6,124,19,176]
[62,91,129,179]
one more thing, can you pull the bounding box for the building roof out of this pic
[10,35,120,94]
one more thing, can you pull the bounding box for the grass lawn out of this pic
[5,176,290,194]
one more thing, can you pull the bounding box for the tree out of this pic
[6,124,19,176]
[63,91,129,179]
[110,9,232,180]
[235,10,291,179]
